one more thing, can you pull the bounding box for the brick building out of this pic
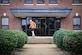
[0,0,82,36]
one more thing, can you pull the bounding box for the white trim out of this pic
[49,4,58,5]
[72,4,82,5]
[0,4,10,5]
[24,4,33,5]
[36,4,45,5]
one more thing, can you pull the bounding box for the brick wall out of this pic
[0,0,82,30]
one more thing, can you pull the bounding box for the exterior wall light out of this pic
[75,13,79,16]
[3,13,6,16]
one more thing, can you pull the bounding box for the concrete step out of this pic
[28,36,54,44]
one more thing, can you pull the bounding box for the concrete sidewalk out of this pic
[14,44,68,55]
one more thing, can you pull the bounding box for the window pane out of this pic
[2,25,8,30]
[26,17,30,25]
[2,17,8,25]
[2,0,9,4]
[49,18,54,29]
[73,0,80,4]
[73,18,80,25]
[22,19,26,25]
[49,0,57,4]
[25,0,32,4]
[37,0,44,4]
[74,25,80,30]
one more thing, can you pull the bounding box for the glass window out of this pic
[25,0,33,4]
[49,18,55,29]
[2,25,8,30]
[49,0,57,4]
[26,17,30,25]
[73,0,81,4]
[73,17,81,30]
[37,0,45,4]
[2,17,8,25]
[22,19,26,25]
[2,16,9,30]
[1,0,9,4]
[73,25,80,30]
[74,18,80,25]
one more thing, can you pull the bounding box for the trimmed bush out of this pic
[63,31,77,51]
[53,30,74,49]
[53,30,82,55]
[0,30,18,55]
[63,31,82,55]
[11,30,28,48]
[0,30,28,55]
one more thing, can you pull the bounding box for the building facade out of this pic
[0,0,82,36]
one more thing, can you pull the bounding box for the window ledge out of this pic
[72,4,82,5]
[37,4,45,5]
[49,4,58,5]
[24,4,33,5]
[0,4,10,5]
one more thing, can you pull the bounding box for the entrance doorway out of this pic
[21,17,60,36]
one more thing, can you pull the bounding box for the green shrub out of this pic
[53,30,82,55]
[0,30,18,55]
[0,30,28,55]
[53,30,65,49]
[54,30,75,49]
[63,31,82,55]
[11,30,28,48]
[63,31,77,51]
[53,30,74,49]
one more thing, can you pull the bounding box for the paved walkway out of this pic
[14,44,68,55]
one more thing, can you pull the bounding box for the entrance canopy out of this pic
[10,8,72,18]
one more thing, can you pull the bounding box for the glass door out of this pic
[21,17,60,36]
[32,17,47,36]
[48,17,60,35]
[22,17,32,36]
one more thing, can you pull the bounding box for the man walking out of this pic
[29,19,36,37]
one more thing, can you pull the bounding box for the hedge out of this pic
[11,30,28,48]
[53,30,82,55]
[53,30,74,49]
[63,31,82,55]
[0,30,28,55]
[0,30,18,55]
